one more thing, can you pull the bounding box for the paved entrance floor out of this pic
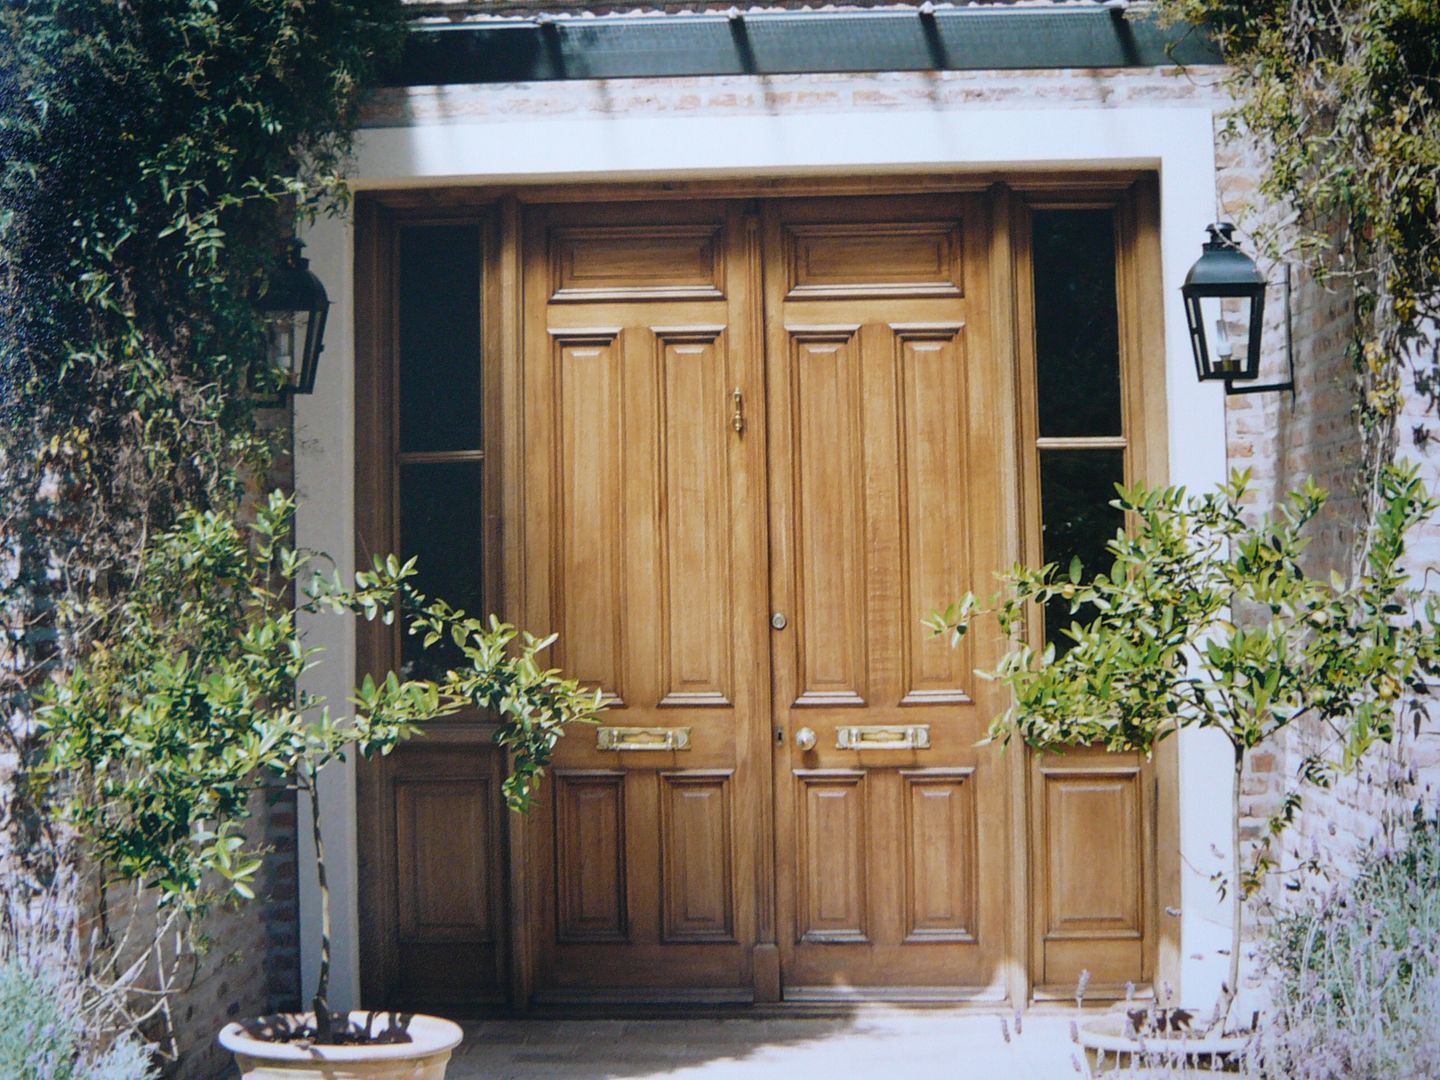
[445,1010,1082,1079]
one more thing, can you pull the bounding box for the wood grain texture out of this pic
[1043,771,1142,935]
[655,327,734,709]
[785,222,964,299]
[894,323,973,707]
[552,328,626,706]
[555,772,629,943]
[1031,751,1152,992]
[901,770,977,942]
[660,771,736,942]
[795,771,868,944]
[788,326,868,709]
[396,779,494,943]
[551,224,724,302]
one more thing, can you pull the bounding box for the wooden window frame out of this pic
[1011,177,1179,1002]
[351,177,1178,1010]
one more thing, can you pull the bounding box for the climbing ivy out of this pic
[1159,0,1440,557]
[0,0,407,1051]
[0,0,406,666]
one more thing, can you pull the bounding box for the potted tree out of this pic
[40,492,601,1078]
[929,463,1440,1075]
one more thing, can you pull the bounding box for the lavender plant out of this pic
[0,901,156,1080]
[1252,812,1440,1079]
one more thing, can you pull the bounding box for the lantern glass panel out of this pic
[1196,294,1253,378]
[264,310,309,388]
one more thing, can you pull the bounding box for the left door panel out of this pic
[520,201,771,1001]
[366,742,511,1007]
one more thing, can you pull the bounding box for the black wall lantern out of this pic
[1182,222,1293,397]
[257,239,330,399]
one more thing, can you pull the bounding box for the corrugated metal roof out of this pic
[387,3,1218,86]
[402,0,1132,24]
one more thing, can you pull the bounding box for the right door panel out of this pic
[766,195,1010,997]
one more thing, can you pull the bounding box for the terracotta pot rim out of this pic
[219,1010,463,1062]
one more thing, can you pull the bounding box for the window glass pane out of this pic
[1039,448,1124,649]
[398,225,482,453]
[400,461,485,679]
[1032,209,1122,438]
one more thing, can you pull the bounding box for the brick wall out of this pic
[168,409,300,1080]
[362,64,1232,129]
[1218,124,1440,922]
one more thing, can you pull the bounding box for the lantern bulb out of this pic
[1213,316,1233,360]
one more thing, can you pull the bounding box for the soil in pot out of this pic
[219,1010,464,1080]
[1079,1009,1251,1079]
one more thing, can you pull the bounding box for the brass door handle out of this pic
[836,724,931,750]
[794,726,817,751]
[596,726,691,751]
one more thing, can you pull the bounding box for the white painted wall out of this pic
[297,77,1233,1010]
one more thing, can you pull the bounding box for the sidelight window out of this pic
[1028,207,1128,649]
[393,224,486,678]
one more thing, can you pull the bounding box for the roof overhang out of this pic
[387,6,1222,87]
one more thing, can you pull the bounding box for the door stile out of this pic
[518,204,559,1006]
[989,182,1031,1008]
[736,203,783,1003]
[492,195,538,1011]
[760,201,800,1000]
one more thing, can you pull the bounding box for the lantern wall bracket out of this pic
[1223,264,1295,399]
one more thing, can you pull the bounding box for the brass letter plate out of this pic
[596,726,692,752]
[836,724,931,751]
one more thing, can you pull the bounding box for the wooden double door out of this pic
[519,194,1011,1001]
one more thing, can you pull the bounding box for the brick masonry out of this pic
[170,412,300,1080]
[1217,117,1440,932]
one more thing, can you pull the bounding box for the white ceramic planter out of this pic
[1078,1012,1250,1078]
[219,1011,463,1080]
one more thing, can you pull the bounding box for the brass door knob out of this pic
[794,726,817,751]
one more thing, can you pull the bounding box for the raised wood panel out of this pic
[555,772,629,943]
[796,771,868,943]
[789,326,867,709]
[660,772,736,942]
[895,323,973,708]
[656,327,733,709]
[551,225,724,301]
[1042,769,1142,935]
[785,222,964,299]
[901,770,977,942]
[361,738,508,1007]
[396,779,493,944]
[553,329,625,706]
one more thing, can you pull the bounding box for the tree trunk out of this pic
[306,766,334,1043]
[1214,745,1245,1033]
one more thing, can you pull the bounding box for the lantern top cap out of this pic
[258,238,330,314]
[1205,222,1237,248]
[1183,222,1266,292]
